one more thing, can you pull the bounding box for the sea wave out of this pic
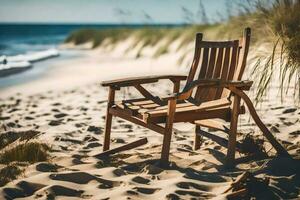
[0,48,59,77]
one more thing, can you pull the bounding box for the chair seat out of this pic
[112,97,233,123]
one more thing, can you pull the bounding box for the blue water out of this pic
[0,24,182,88]
[0,23,182,56]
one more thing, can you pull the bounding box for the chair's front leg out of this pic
[226,94,241,167]
[160,99,176,167]
[103,87,116,151]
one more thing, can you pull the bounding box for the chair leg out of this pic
[194,125,202,150]
[160,99,176,167]
[226,95,240,167]
[103,88,115,151]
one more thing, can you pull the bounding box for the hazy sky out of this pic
[0,0,237,24]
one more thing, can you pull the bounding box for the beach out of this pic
[1,37,300,199]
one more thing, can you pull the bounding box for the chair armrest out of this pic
[163,79,253,100]
[101,75,187,88]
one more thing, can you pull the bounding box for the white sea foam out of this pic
[0,49,59,76]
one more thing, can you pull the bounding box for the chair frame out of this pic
[100,28,290,167]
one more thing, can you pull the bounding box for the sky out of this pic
[0,0,238,24]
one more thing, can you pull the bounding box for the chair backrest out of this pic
[184,27,251,103]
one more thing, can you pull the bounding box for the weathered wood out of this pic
[194,125,202,150]
[194,119,230,133]
[103,87,115,151]
[134,84,163,105]
[196,128,242,152]
[96,138,148,158]
[226,94,240,166]
[109,107,165,134]
[229,87,290,157]
[173,81,180,93]
[223,172,250,193]
[234,27,251,81]
[186,33,202,83]
[101,75,187,87]
[160,99,176,166]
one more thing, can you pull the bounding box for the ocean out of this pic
[0,23,180,88]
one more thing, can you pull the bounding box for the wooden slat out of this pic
[186,33,203,83]
[144,98,230,118]
[95,138,148,159]
[233,27,251,81]
[208,48,224,100]
[194,119,229,133]
[199,41,240,48]
[194,47,210,100]
[146,106,231,124]
[134,84,163,105]
[109,107,165,134]
[196,129,242,152]
[101,75,187,87]
[220,47,231,98]
[227,40,239,80]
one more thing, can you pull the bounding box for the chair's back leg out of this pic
[194,125,202,150]
[226,94,241,167]
[103,87,115,151]
[160,99,176,167]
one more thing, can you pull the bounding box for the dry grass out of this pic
[0,142,50,164]
[0,164,24,186]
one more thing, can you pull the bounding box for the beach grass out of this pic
[0,164,24,186]
[0,142,50,164]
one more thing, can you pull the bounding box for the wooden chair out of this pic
[100,28,290,167]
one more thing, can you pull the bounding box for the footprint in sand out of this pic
[113,168,127,177]
[83,142,102,149]
[35,185,84,199]
[54,113,68,118]
[132,176,151,184]
[48,120,63,126]
[3,181,46,199]
[87,125,103,134]
[133,187,161,195]
[36,162,62,172]
[176,181,210,191]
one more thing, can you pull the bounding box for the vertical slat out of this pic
[233,28,251,81]
[186,33,203,84]
[194,47,210,101]
[222,41,239,98]
[208,48,224,100]
[103,87,115,151]
[201,47,217,101]
[218,47,231,98]
[227,41,239,81]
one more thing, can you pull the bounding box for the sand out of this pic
[0,41,300,200]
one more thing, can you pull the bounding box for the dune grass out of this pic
[0,142,50,164]
[65,24,218,55]
[0,164,24,186]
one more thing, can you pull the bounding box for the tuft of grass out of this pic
[0,164,24,186]
[0,142,50,164]
[153,45,169,58]
[251,0,300,102]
